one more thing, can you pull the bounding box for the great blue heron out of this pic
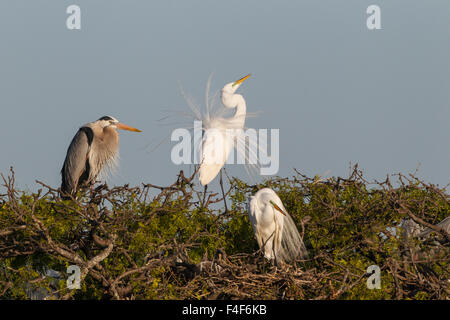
[60,116,141,198]
[248,188,308,265]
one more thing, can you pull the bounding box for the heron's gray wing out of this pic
[437,216,450,233]
[61,127,93,195]
[419,216,450,238]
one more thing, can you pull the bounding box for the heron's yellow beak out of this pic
[232,74,251,87]
[269,200,287,216]
[116,123,142,132]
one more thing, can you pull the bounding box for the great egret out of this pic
[60,116,141,198]
[198,74,252,185]
[248,188,308,265]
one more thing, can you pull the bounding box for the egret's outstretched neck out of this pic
[222,91,247,127]
[233,94,247,121]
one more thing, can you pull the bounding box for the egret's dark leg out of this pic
[219,170,228,213]
[262,256,266,274]
[202,184,208,207]
[272,241,280,269]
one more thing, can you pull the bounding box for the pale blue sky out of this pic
[0,1,449,192]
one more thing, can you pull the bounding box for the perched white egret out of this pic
[248,188,308,264]
[198,74,253,185]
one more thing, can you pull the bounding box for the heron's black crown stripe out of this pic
[98,116,114,121]
[80,126,94,146]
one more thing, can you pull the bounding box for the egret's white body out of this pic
[198,74,251,185]
[248,188,308,264]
